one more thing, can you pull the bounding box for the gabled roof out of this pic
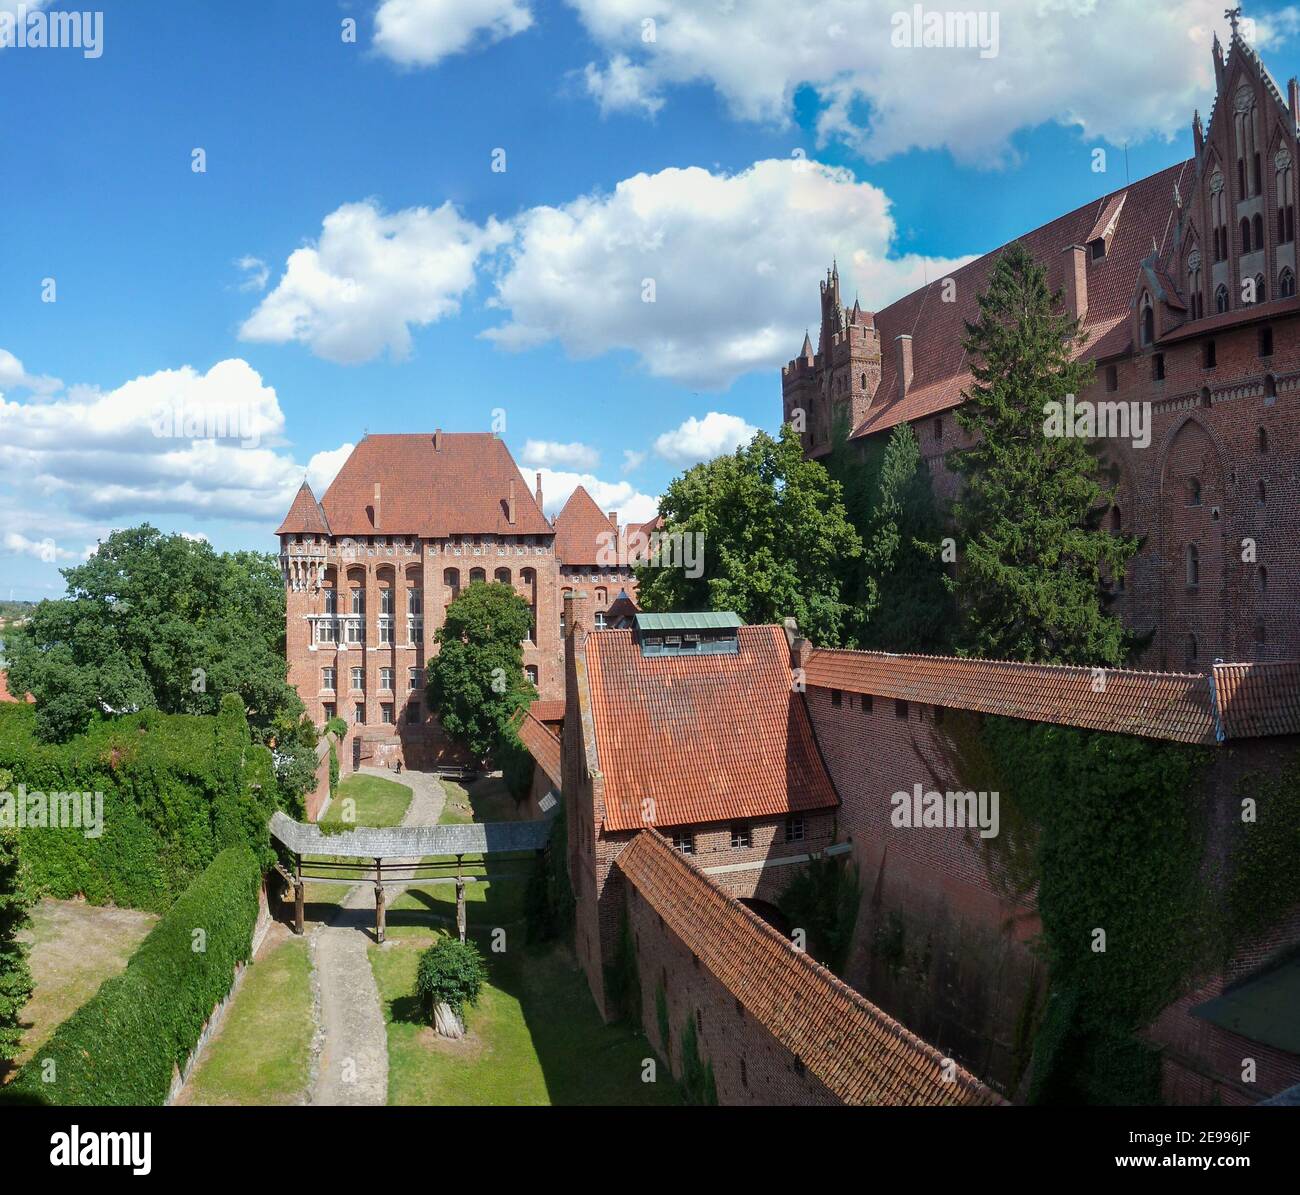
[850,161,1191,439]
[584,625,839,832]
[553,485,615,567]
[528,698,566,724]
[515,709,562,790]
[805,649,1220,745]
[276,479,331,536]
[634,611,743,632]
[616,830,1001,1106]
[1213,661,1300,739]
[312,433,552,538]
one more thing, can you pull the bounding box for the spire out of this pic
[801,329,813,358]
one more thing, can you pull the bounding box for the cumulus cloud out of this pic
[653,412,757,466]
[240,199,508,364]
[373,0,533,68]
[582,54,663,117]
[621,448,646,473]
[484,157,971,389]
[0,348,62,396]
[525,466,658,523]
[521,439,600,471]
[566,0,1237,165]
[235,255,269,292]
[2,531,91,564]
[305,442,356,495]
[0,356,350,524]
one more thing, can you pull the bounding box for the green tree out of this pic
[0,767,35,1064]
[635,424,863,646]
[5,526,306,744]
[949,242,1137,666]
[426,582,536,762]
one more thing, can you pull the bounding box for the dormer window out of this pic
[1089,238,1105,261]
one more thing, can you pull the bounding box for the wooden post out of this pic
[294,853,304,936]
[375,857,386,944]
[456,878,467,944]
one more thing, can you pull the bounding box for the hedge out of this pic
[0,696,275,911]
[3,845,262,1105]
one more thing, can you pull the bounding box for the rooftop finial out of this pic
[1225,5,1241,37]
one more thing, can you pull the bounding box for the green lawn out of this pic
[321,772,412,829]
[370,930,680,1106]
[177,935,314,1106]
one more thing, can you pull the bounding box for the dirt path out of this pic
[308,767,445,1106]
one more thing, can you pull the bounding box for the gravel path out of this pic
[308,767,446,1106]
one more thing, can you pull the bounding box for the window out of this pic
[407,615,423,643]
[354,703,366,725]
[469,567,486,584]
[933,704,945,725]
[318,620,337,644]
[1241,217,1252,254]
[861,693,873,714]
[1259,326,1274,357]
[1186,478,1201,506]
[1253,214,1264,253]
[525,665,538,686]
[730,823,752,849]
[323,587,337,614]
[1211,178,1228,262]
[1259,566,1268,593]
[670,830,695,856]
[1255,619,1266,644]
[1111,506,1122,532]
[1203,340,1217,369]
[379,587,393,615]
[894,698,909,720]
[406,702,421,724]
[696,1008,703,1033]
[381,703,394,725]
[1152,353,1165,381]
[443,567,460,597]
[1265,373,1278,402]
[1281,268,1297,298]
[350,666,364,690]
[345,619,364,645]
[380,667,393,691]
[1139,294,1154,346]
[1089,237,1105,260]
[831,688,842,708]
[934,417,943,440]
[1105,364,1118,391]
[1278,154,1295,243]
[495,567,511,585]
[1185,544,1199,587]
[407,588,422,615]
[408,667,423,690]
[322,667,336,691]
[784,816,806,843]
[1187,253,1204,319]
[350,587,364,615]
[1258,427,1268,454]
[1254,273,1266,305]
[594,611,607,630]
[322,702,335,721]
[1214,285,1229,315]
[1257,479,1267,505]
[740,1058,748,1089]
[1186,635,1197,667]
[378,618,393,644]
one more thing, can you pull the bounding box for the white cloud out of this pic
[583,54,663,117]
[374,0,533,68]
[305,442,355,495]
[521,439,600,471]
[2,531,90,564]
[653,412,757,466]
[0,348,61,396]
[566,0,1236,165]
[484,157,971,389]
[235,255,269,293]
[524,466,658,523]
[621,448,646,473]
[0,357,350,524]
[240,199,508,364]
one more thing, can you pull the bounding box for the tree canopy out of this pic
[948,242,1137,666]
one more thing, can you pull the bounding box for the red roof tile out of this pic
[585,625,839,832]
[0,671,33,703]
[1213,661,1300,739]
[852,162,1192,438]
[617,830,1002,1106]
[312,433,553,538]
[276,480,331,536]
[528,699,565,724]
[516,710,562,790]
[553,485,615,567]
[805,648,1220,745]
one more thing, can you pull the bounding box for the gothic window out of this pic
[1234,87,1260,198]
[1241,217,1252,254]
[494,566,510,584]
[1215,284,1229,314]
[443,567,460,597]
[469,567,485,584]
[1258,427,1269,453]
[1280,268,1296,298]
[1264,373,1277,402]
[1140,293,1154,346]
[1187,251,1203,319]
[1252,214,1264,253]
[1186,478,1202,506]
[1277,150,1295,243]
[1255,274,1266,305]
[1186,544,1199,587]
[1210,174,1228,261]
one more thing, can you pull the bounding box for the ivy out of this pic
[780,854,861,975]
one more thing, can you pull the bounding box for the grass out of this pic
[320,772,412,830]
[12,899,157,1069]
[438,774,525,825]
[177,934,315,1106]
[370,930,680,1106]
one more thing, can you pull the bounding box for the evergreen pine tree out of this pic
[949,242,1137,665]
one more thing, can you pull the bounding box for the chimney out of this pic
[507,477,517,526]
[1290,78,1300,119]
[434,428,443,452]
[534,471,543,511]
[563,589,591,642]
[373,482,381,529]
[607,510,618,530]
[895,334,914,401]
[783,617,811,672]
[1062,244,1089,322]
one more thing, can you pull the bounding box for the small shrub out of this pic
[415,938,487,1021]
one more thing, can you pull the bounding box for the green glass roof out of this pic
[634,611,743,632]
[1190,953,1300,1053]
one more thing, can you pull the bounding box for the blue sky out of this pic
[1,0,1297,598]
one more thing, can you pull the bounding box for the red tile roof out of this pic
[617,829,1001,1106]
[0,671,33,703]
[553,485,615,567]
[528,698,565,724]
[516,709,562,790]
[851,161,1192,438]
[805,648,1220,745]
[276,479,331,536]
[1213,661,1300,740]
[311,433,553,538]
[584,625,839,832]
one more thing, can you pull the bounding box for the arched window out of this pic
[1186,634,1198,666]
[494,567,511,584]
[469,567,486,584]
[1280,268,1296,298]
[1186,478,1202,506]
[1235,88,1261,198]
[1210,175,1228,261]
[1111,506,1122,532]
[1278,151,1295,243]
[1253,214,1265,252]
[524,665,538,686]
[1254,273,1266,305]
[1215,284,1230,314]
[1140,294,1155,346]
[1258,427,1268,453]
[1187,252,1204,320]
[1241,217,1252,253]
[1264,373,1277,402]
[1186,544,1199,587]
[1259,565,1269,593]
[443,567,460,597]
[1257,479,1267,505]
